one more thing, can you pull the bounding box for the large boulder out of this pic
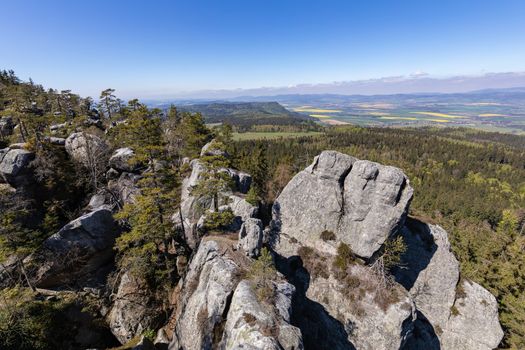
[65,132,108,167]
[272,151,413,258]
[0,147,34,185]
[29,208,120,287]
[108,272,159,344]
[238,218,264,258]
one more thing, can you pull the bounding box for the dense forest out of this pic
[232,127,525,349]
[1,70,525,349]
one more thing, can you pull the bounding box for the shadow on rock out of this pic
[274,253,357,350]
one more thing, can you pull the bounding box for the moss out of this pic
[450,305,460,316]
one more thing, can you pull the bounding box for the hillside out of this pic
[178,101,315,128]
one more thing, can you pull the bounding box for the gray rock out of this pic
[0,116,14,136]
[440,280,503,350]
[168,240,241,350]
[109,147,138,172]
[131,336,155,350]
[50,122,68,131]
[219,168,252,194]
[30,208,120,287]
[108,272,158,344]
[108,172,141,205]
[47,136,66,145]
[221,280,303,350]
[238,218,263,258]
[272,151,413,258]
[397,223,459,336]
[0,148,34,185]
[65,132,108,166]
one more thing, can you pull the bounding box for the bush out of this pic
[245,187,259,206]
[333,243,357,271]
[248,247,277,303]
[297,246,329,279]
[203,208,235,231]
[320,230,336,241]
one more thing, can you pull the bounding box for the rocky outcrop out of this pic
[29,208,120,287]
[238,218,264,258]
[272,151,413,259]
[65,132,108,166]
[270,151,502,350]
[221,280,303,350]
[0,147,34,186]
[108,272,159,344]
[175,150,255,249]
[168,239,243,350]
[200,140,228,158]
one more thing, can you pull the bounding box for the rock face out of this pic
[30,208,120,287]
[176,154,256,249]
[65,132,108,166]
[200,140,228,158]
[238,218,264,258]
[0,148,34,185]
[440,280,503,350]
[168,239,242,350]
[0,116,14,136]
[273,151,413,258]
[108,272,158,344]
[109,147,138,173]
[221,280,303,350]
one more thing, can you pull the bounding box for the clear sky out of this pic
[2,0,525,98]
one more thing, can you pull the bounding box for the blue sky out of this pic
[1,0,525,98]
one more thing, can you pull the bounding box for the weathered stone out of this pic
[238,218,263,258]
[0,148,34,185]
[30,208,120,287]
[47,136,66,145]
[440,280,503,350]
[108,172,141,205]
[272,151,413,258]
[168,239,241,350]
[108,272,158,344]
[109,147,138,173]
[221,280,303,350]
[0,116,14,136]
[65,132,108,166]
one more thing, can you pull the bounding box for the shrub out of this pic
[203,208,235,231]
[320,230,336,241]
[297,246,329,279]
[333,243,356,271]
[245,187,259,206]
[248,247,277,303]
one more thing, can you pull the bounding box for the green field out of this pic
[232,131,322,140]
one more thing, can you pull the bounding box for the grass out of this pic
[379,116,418,121]
[428,119,451,123]
[478,113,507,117]
[309,114,332,118]
[232,131,322,140]
[293,107,342,113]
[411,111,465,119]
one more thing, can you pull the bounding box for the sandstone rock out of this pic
[109,147,138,173]
[108,272,158,344]
[168,240,242,350]
[219,168,252,194]
[0,148,34,185]
[396,222,459,332]
[65,132,108,166]
[238,218,263,258]
[440,280,503,350]
[30,208,120,287]
[221,280,303,350]
[47,136,66,145]
[272,151,413,258]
